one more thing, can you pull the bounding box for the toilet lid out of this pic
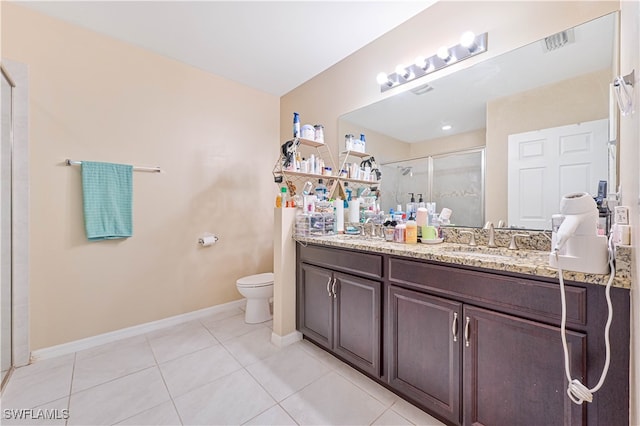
[237,272,274,287]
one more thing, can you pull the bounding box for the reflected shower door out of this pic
[1,66,14,384]
[432,150,485,227]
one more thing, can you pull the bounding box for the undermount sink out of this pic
[440,244,548,262]
[441,250,515,262]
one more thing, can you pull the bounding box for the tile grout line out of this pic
[65,352,77,426]
[144,334,185,426]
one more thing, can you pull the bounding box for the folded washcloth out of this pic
[81,161,133,241]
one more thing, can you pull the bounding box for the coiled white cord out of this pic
[613,75,634,116]
[554,235,615,405]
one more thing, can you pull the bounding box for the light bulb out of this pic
[376,72,390,86]
[460,31,477,52]
[395,64,409,79]
[414,56,427,70]
[437,46,451,62]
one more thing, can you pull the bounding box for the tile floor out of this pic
[0,307,445,426]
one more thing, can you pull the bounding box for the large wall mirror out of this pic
[339,12,618,230]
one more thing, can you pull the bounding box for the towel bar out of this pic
[65,159,161,173]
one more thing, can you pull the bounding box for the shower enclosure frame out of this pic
[0,60,30,392]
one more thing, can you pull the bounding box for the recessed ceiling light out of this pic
[442,124,452,131]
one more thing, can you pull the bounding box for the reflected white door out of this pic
[508,119,608,229]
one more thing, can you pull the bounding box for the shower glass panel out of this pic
[1,68,13,384]
[432,150,485,227]
[381,148,484,227]
[380,157,430,215]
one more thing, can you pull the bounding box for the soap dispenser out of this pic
[406,193,417,219]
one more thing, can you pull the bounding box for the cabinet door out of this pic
[333,272,382,377]
[298,263,333,350]
[463,305,586,426]
[387,285,462,425]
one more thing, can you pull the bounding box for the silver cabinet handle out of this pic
[452,312,459,342]
[326,276,332,296]
[331,278,337,299]
[464,316,471,347]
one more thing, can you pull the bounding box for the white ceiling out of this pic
[16,0,436,96]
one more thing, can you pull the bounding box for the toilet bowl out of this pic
[236,272,274,324]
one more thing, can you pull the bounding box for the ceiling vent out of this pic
[542,28,575,52]
[410,84,434,95]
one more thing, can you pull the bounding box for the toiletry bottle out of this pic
[286,190,296,208]
[343,182,352,211]
[359,133,366,153]
[314,124,324,143]
[315,179,327,201]
[405,215,417,244]
[406,193,417,219]
[293,112,300,138]
[418,194,425,209]
[276,187,287,208]
[295,151,302,172]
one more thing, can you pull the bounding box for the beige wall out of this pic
[409,128,485,159]
[338,120,410,165]
[3,3,279,349]
[486,68,611,223]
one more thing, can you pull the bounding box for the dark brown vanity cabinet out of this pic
[462,305,586,426]
[296,244,629,426]
[387,282,587,425]
[297,257,382,377]
[387,285,462,424]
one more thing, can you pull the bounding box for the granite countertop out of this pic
[295,233,632,290]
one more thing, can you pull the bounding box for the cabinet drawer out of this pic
[299,244,383,279]
[388,257,586,326]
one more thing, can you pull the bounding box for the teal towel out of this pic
[81,161,133,241]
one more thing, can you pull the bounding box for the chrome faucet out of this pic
[484,222,497,248]
[508,233,530,250]
[459,230,477,246]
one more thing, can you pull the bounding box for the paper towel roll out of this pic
[349,199,360,223]
[334,198,344,232]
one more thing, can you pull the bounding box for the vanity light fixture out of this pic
[376,72,393,87]
[437,46,453,63]
[460,31,479,52]
[395,64,412,80]
[376,31,488,93]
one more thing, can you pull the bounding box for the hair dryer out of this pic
[554,193,600,252]
[549,192,608,274]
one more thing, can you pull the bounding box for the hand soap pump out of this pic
[406,193,417,219]
[417,194,425,209]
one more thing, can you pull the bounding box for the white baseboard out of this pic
[271,330,302,348]
[31,299,247,361]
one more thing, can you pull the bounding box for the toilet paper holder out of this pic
[198,233,219,246]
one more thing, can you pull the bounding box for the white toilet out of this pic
[236,272,274,324]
